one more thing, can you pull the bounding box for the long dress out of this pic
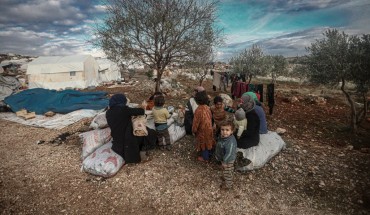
[192,105,215,151]
[106,106,156,163]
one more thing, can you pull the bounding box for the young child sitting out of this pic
[234,108,247,139]
[215,120,237,190]
[152,95,172,150]
[192,91,215,162]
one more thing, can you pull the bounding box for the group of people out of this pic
[106,92,172,164]
[106,85,268,190]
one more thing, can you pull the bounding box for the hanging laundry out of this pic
[267,84,275,115]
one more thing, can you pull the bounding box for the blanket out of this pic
[4,88,108,114]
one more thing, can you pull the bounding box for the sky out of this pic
[0,0,369,62]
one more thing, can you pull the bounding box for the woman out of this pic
[237,94,260,149]
[106,94,156,164]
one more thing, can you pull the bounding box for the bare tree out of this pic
[93,0,222,92]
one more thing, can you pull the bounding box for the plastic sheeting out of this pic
[0,109,101,129]
[236,131,286,171]
[4,88,108,114]
[0,75,20,101]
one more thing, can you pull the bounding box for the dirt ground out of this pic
[1,73,369,215]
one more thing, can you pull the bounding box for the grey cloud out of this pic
[216,27,331,61]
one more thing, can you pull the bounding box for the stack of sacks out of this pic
[81,113,124,177]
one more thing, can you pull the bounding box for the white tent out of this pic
[27,55,101,90]
[96,58,121,82]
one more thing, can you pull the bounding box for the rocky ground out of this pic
[0,73,369,215]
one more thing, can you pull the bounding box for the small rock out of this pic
[346,145,354,150]
[276,127,286,134]
[319,181,325,188]
[36,140,45,145]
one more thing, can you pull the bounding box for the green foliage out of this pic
[305,28,370,131]
[264,55,288,83]
[229,44,265,82]
[306,29,351,86]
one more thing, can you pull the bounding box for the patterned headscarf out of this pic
[109,94,127,108]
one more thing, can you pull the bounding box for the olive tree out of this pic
[94,0,221,92]
[264,55,288,83]
[230,44,265,83]
[306,29,368,131]
[349,34,370,123]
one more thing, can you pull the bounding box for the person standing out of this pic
[192,91,215,162]
[152,95,172,150]
[215,120,237,190]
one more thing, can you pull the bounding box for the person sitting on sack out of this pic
[106,94,156,164]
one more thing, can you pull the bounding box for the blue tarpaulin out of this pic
[4,88,109,114]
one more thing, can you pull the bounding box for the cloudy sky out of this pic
[0,0,369,62]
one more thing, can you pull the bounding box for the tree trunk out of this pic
[155,68,163,92]
[357,92,368,124]
[248,75,252,84]
[340,78,357,132]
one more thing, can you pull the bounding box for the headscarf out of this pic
[240,94,255,113]
[235,108,246,121]
[242,91,258,102]
[109,94,127,108]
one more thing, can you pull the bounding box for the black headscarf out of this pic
[109,94,127,108]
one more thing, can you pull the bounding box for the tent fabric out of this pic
[4,88,108,114]
[97,58,121,82]
[26,55,101,90]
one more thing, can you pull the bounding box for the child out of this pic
[146,92,163,110]
[152,95,171,150]
[234,108,247,139]
[210,96,235,137]
[215,120,237,190]
[192,91,215,161]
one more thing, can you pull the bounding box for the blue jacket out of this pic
[254,105,268,134]
[215,135,237,163]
